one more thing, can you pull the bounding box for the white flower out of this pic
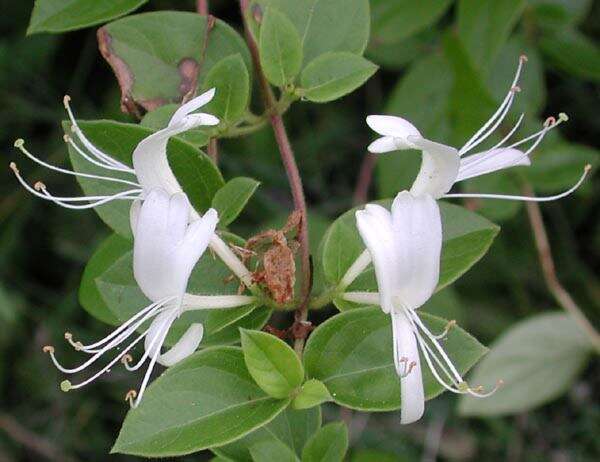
[10,89,219,212]
[367,56,591,202]
[355,191,500,424]
[43,188,254,407]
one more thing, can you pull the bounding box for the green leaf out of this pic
[112,347,290,457]
[214,407,321,461]
[93,233,263,346]
[241,329,304,398]
[459,313,591,416]
[529,0,592,29]
[28,0,147,34]
[370,0,452,44]
[292,379,332,410]
[376,54,452,197]
[457,0,526,70]
[79,234,129,325]
[301,422,348,462]
[64,120,224,238]
[259,8,303,87]
[101,12,251,111]
[351,450,400,462]
[539,30,600,82]
[304,308,487,411]
[299,52,377,103]
[250,440,300,461]
[203,54,250,124]
[212,177,260,227]
[141,104,210,147]
[320,200,499,309]
[251,0,370,65]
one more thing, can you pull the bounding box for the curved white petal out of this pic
[169,88,216,126]
[391,192,441,310]
[356,205,397,313]
[130,199,142,236]
[157,323,204,367]
[392,312,424,424]
[368,136,399,153]
[366,115,422,139]
[409,137,460,199]
[133,190,216,302]
[133,89,219,194]
[456,148,530,182]
[144,310,174,359]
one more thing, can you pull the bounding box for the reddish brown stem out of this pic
[240,0,311,355]
[522,183,600,352]
[207,138,219,163]
[353,153,377,205]
[196,0,208,15]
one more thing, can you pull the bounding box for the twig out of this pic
[240,0,311,355]
[207,138,218,163]
[196,0,208,15]
[0,413,72,461]
[353,152,377,205]
[522,183,600,352]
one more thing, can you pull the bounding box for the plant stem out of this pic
[207,138,218,163]
[240,0,311,355]
[196,0,208,15]
[353,152,377,205]
[522,183,600,352]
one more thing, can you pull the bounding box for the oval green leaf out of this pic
[101,12,251,110]
[300,52,378,103]
[292,379,332,410]
[112,347,290,457]
[304,307,487,411]
[212,177,261,227]
[241,329,304,398]
[28,0,147,34]
[459,312,591,416]
[214,406,321,461]
[64,120,224,238]
[259,8,303,87]
[301,422,348,462]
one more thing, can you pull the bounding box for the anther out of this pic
[9,162,19,173]
[510,85,521,93]
[64,332,72,340]
[125,389,137,407]
[60,380,72,392]
[406,361,417,375]
[121,354,133,365]
[543,116,556,128]
[63,95,71,106]
[458,381,469,392]
[558,112,569,122]
[584,164,592,173]
[34,181,46,191]
[42,345,55,354]
[519,54,528,63]
[14,138,24,148]
[63,134,71,143]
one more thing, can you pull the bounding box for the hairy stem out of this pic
[240,0,311,355]
[207,138,218,163]
[522,183,600,352]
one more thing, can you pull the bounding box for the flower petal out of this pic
[391,191,441,309]
[169,88,216,126]
[356,204,397,313]
[392,312,424,424]
[130,199,142,236]
[409,137,460,199]
[144,310,175,359]
[157,323,204,367]
[178,208,218,273]
[456,148,530,182]
[366,115,422,140]
[367,136,400,153]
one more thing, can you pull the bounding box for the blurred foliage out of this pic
[1,0,599,461]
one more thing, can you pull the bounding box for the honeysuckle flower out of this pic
[366,56,591,202]
[10,88,219,212]
[354,191,500,424]
[43,189,254,407]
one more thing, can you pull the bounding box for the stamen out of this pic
[121,354,134,366]
[42,345,54,354]
[431,320,456,340]
[60,380,72,392]
[64,332,84,351]
[63,95,133,172]
[14,137,139,187]
[125,390,137,408]
[63,134,136,175]
[459,57,526,155]
[445,164,591,202]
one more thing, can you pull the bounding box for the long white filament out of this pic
[445,165,591,202]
